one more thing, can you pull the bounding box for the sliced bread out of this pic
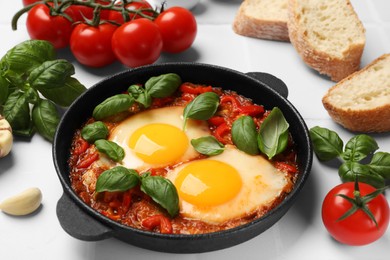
[232,0,290,42]
[322,53,390,133]
[287,0,366,82]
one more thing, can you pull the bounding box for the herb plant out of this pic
[0,40,86,141]
[309,126,390,187]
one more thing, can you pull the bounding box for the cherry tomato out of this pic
[322,182,389,246]
[108,0,153,24]
[70,23,117,68]
[22,0,40,6]
[26,4,74,49]
[154,7,197,53]
[112,18,162,67]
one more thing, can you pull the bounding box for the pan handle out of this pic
[245,72,289,99]
[56,192,113,241]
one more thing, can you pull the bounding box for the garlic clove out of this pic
[0,187,43,216]
[0,115,13,158]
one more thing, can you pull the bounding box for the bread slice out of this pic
[287,0,366,82]
[322,54,390,133]
[232,0,290,42]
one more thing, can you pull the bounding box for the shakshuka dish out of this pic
[68,73,300,235]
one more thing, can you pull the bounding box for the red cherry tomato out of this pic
[111,18,162,67]
[26,4,74,49]
[22,0,40,6]
[154,7,197,53]
[70,23,117,68]
[322,182,389,246]
[108,0,153,24]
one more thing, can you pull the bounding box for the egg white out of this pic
[166,145,291,224]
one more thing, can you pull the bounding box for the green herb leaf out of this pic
[367,152,390,179]
[309,126,344,161]
[141,173,179,217]
[32,99,60,142]
[24,87,39,105]
[342,134,379,162]
[128,85,143,99]
[257,107,289,159]
[0,40,55,75]
[81,121,109,143]
[191,136,224,156]
[339,161,385,188]
[96,166,140,193]
[231,116,259,155]
[93,94,134,120]
[0,74,10,106]
[183,92,220,129]
[145,73,181,98]
[27,60,85,106]
[3,91,31,131]
[95,139,125,162]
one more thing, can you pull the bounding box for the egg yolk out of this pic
[174,160,243,207]
[128,123,189,165]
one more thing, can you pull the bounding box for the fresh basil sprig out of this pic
[93,94,134,120]
[94,139,125,162]
[81,121,109,143]
[191,136,224,156]
[231,116,259,155]
[183,92,220,130]
[128,73,181,108]
[0,40,86,141]
[141,173,179,217]
[96,166,140,193]
[258,107,289,159]
[309,126,390,187]
[95,168,180,218]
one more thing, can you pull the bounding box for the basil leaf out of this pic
[128,85,143,99]
[309,126,344,161]
[93,94,134,120]
[137,92,152,108]
[32,99,60,142]
[3,91,31,131]
[0,40,55,74]
[28,60,85,106]
[145,73,181,98]
[141,174,179,217]
[24,87,39,105]
[81,121,109,143]
[183,92,220,129]
[342,134,378,162]
[96,166,140,192]
[0,74,10,105]
[95,139,125,162]
[339,161,385,188]
[191,136,224,156]
[258,107,289,159]
[232,116,259,155]
[367,152,390,179]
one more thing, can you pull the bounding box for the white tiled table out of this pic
[0,1,389,259]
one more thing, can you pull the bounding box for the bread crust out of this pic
[233,1,290,42]
[287,0,365,82]
[322,54,390,133]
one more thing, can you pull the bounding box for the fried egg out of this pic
[108,106,210,171]
[166,145,291,224]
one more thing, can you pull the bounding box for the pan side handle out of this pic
[56,192,113,241]
[245,72,289,99]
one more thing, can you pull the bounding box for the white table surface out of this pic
[1,1,389,259]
